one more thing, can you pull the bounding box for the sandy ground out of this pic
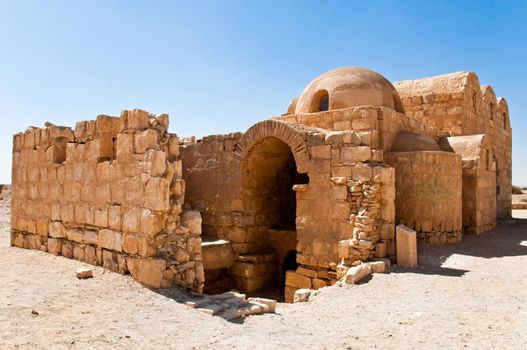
[1,188,527,349]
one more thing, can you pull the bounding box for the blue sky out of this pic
[0,0,526,185]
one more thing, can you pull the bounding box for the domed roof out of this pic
[294,67,405,114]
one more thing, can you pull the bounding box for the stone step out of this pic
[201,236,237,270]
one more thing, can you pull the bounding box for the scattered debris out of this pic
[185,291,276,320]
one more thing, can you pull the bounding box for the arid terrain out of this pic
[1,187,526,350]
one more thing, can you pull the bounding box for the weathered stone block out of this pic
[98,229,122,252]
[144,177,170,211]
[47,238,61,255]
[139,209,165,236]
[66,229,84,244]
[84,230,98,245]
[293,288,311,303]
[108,205,122,231]
[135,129,158,154]
[285,271,312,289]
[396,224,417,267]
[127,109,150,131]
[345,264,371,284]
[180,210,202,235]
[127,258,166,288]
[122,207,140,233]
[202,239,235,270]
[144,150,166,176]
[49,221,66,238]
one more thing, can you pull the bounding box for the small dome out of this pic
[294,67,405,114]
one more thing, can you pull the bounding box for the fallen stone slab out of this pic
[207,291,246,302]
[345,264,371,284]
[197,303,225,316]
[75,267,93,279]
[366,260,386,273]
[185,298,212,308]
[293,288,311,303]
[247,297,277,313]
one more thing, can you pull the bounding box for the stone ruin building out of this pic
[10,67,512,302]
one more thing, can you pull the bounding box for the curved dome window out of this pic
[309,89,329,112]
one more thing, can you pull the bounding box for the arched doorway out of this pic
[239,136,308,299]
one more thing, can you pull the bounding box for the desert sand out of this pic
[1,189,526,349]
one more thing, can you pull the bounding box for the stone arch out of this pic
[234,119,311,174]
[233,119,313,298]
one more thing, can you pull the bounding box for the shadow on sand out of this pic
[392,217,527,278]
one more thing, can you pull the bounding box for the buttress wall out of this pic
[11,110,204,292]
[395,72,512,218]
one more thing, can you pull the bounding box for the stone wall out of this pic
[11,110,204,292]
[440,135,496,234]
[385,151,463,244]
[395,72,512,218]
[180,115,396,300]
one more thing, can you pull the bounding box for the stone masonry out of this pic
[11,66,512,302]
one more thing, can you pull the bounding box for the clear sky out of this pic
[0,0,526,185]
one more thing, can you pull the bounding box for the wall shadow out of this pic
[391,218,527,278]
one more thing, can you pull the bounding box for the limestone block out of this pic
[367,260,386,273]
[122,233,139,255]
[94,207,108,228]
[61,242,73,258]
[47,238,61,255]
[122,207,140,233]
[352,164,373,181]
[49,126,74,142]
[246,297,277,313]
[127,109,150,131]
[139,209,165,236]
[144,150,166,176]
[102,250,119,272]
[66,229,84,244]
[76,267,93,279]
[396,224,417,267]
[233,276,267,292]
[84,230,98,245]
[144,177,170,211]
[73,245,86,262]
[168,136,180,159]
[94,136,114,159]
[285,271,312,289]
[85,245,97,264]
[284,286,297,303]
[341,146,371,164]
[230,262,273,278]
[127,258,166,288]
[180,210,202,235]
[135,129,159,154]
[108,205,122,231]
[345,264,371,284]
[293,289,311,303]
[202,239,235,270]
[98,229,122,252]
[116,133,135,159]
[312,278,329,289]
[95,115,120,137]
[375,242,387,258]
[310,145,331,159]
[49,221,66,238]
